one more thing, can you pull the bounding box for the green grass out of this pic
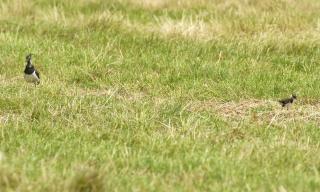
[1,0,320,191]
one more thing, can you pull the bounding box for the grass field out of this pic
[1,0,320,191]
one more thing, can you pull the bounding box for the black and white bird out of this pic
[279,94,297,108]
[24,54,40,86]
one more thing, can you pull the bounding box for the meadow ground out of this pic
[1,0,320,191]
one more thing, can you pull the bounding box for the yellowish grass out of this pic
[121,0,320,40]
[146,0,317,10]
[0,0,32,19]
[66,87,146,102]
[1,0,319,41]
[152,17,224,40]
[123,0,210,9]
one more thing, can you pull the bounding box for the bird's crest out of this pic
[25,54,33,67]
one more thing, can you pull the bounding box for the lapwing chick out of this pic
[279,94,297,109]
[24,54,40,86]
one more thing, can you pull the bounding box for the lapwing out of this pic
[279,94,297,108]
[24,54,40,86]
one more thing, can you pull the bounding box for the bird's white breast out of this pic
[24,71,40,83]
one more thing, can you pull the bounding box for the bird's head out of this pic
[25,54,32,67]
[26,54,32,61]
[291,94,297,100]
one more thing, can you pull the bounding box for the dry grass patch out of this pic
[139,0,319,13]
[123,0,210,9]
[153,17,224,40]
[135,17,320,42]
[189,99,320,127]
[35,9,125,28]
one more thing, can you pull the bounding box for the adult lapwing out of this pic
[279,94,297,108]
[24,54,40,86]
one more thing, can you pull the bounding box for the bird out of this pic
[24,54,40,86]
[279,94,297,108]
